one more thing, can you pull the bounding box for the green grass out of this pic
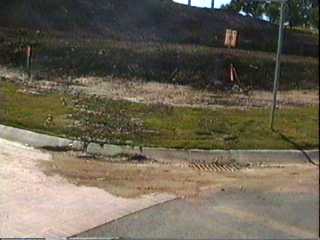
[0,81,318,149]
[141,105,319,149]
[0,81,71,136]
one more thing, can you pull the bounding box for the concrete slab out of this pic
[0,138,176,239]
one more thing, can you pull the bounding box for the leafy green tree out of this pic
[242,2,265,18]
[222,0,319,29]
[286,0,315,28]
[221,0,265,18]
[221,0,242,13]
[264,3,280,24]
[266,0,318,28]
[310,5,319,29]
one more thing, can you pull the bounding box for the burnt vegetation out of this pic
[0,0,318,92]
[0,0,318,56]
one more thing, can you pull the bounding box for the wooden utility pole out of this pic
[211,0,215,9]
[188,0,191,6]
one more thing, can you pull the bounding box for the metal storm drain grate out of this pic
[189,161,242,172]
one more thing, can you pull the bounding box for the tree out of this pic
[264,2,280,24]
[221,0,265,18]
[310,5,319,29]
[222,0,319,29]
[284,0,314,28]
[221,0,242,13]
[269,0,319,28]
[242,1,265,18]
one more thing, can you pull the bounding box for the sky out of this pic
[173,0,231,8]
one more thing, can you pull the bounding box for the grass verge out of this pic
[0,81,318,150]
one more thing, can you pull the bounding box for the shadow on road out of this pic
[274,129,318,166]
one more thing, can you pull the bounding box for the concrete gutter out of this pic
[0,124,318,165]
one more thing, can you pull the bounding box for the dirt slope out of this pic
[0,0,317,56]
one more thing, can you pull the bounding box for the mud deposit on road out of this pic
[41,152,219,198]
[41,151,319,199]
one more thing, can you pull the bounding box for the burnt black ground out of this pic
[0,0,318,56]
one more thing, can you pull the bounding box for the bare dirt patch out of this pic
[1,65,318,109]
[70,77,319,109]
[41,151,218,198]
[40,151,319,199]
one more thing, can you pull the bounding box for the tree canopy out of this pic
[221,0,319,29]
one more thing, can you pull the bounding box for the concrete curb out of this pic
[0,124,82,149]
[0,124,318,165]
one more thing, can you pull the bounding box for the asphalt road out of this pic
[77,166,319,240]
